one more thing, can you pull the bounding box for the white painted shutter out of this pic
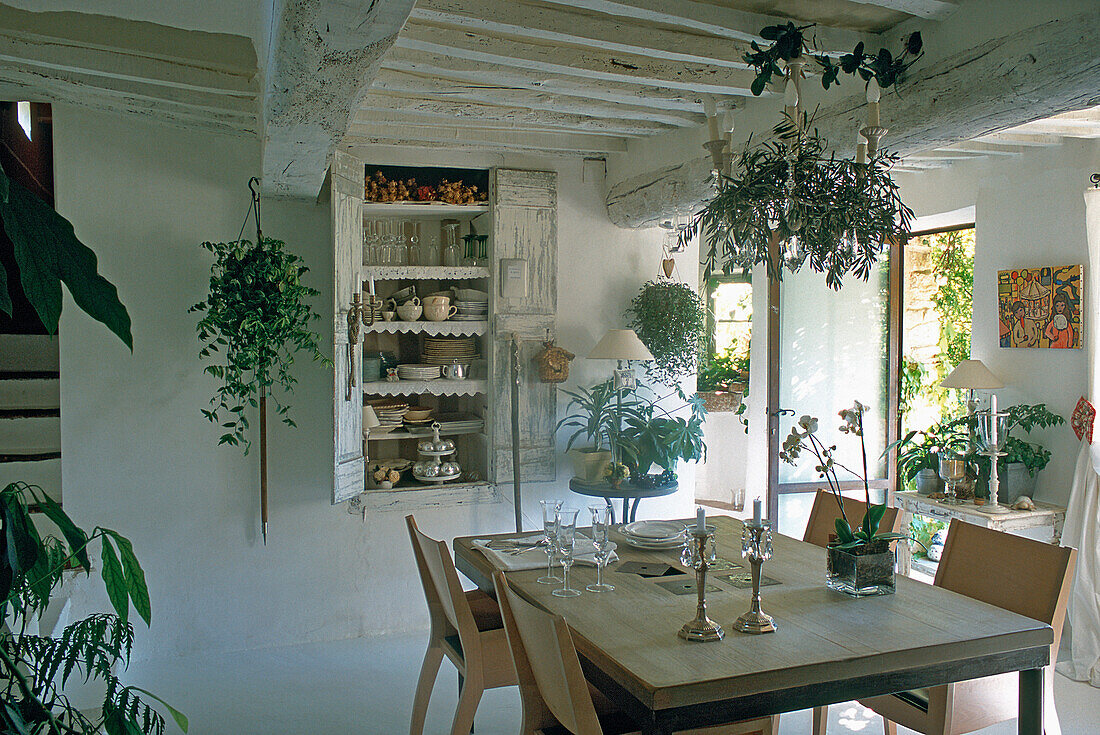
[331,149,365,503]
[490,169,558,483]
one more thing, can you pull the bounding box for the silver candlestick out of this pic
[734,519,777,634]
[678,525,724,642]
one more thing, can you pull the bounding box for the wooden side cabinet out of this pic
[895,491,1066,576]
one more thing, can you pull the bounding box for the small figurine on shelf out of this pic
[385,367,400,382]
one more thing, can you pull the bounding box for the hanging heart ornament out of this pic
[662,258,676,278]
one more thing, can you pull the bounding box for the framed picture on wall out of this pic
[998,264,1082,349]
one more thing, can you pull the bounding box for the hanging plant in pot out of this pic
[681,23,923,288]
[191,186,328,543]
[626,280,706,387]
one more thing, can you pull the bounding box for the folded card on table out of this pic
[473,537,617,572]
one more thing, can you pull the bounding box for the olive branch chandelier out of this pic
[682,23,923,289]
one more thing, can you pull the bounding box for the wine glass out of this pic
[587,504,615,592]
[553,508,581,598]
[537,500,562,585]
[407,221,421,265]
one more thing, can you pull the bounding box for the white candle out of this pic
[368,276,375,296]
[783,78,799,108]
[866,80,881,127]
[856,129,867,165]
[991,393,999,449]
[702,95,719,140]
[722,111,735,144]
[696,506,706,532]
[753,498,762,525]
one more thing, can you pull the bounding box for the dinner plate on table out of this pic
[621,520,687,540]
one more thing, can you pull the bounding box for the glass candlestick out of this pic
[734,519,777,634]
[977,409,1011,514]
[678,525,723,641]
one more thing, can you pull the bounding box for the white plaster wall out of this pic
[896,138,1100,507]
[48,110,698,661]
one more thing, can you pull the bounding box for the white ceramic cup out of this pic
[424,303,458,322]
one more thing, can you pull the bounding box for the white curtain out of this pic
[1058,187,1100,686]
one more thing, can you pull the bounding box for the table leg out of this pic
[630,497,641,523]
[1019,667,1043,735]
[622,498,630,524]
[897,507,913,576]
[606,498,616,525]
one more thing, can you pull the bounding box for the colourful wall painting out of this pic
[998,264,1082,349]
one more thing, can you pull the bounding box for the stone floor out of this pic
[130,632,1100,735]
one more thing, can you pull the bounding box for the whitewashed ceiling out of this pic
[348,0,953,157]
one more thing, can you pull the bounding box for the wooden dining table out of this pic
[453,516,1052,735]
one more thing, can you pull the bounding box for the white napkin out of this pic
[472,537,617,572]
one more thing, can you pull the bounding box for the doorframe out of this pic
[765,240,903,528]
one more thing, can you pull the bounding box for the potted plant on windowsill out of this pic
[697,348,749,413]
[780,402,911,597]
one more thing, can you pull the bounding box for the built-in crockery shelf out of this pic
[363,265,490,280]
[362,202,488,218]
[361,379,487,397]
[364,320,488,336]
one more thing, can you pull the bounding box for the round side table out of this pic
[568,477,679,524]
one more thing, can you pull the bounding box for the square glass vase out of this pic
[826,544,896,597]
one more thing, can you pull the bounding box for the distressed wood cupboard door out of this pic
[331,149,364,503]
[490,169,558,484]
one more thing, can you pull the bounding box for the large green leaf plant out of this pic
[0,161,132,348]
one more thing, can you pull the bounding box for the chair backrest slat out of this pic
[406,515,476,645]
[494,572,604,735]
[803,489,901,548]
[935,519,1077,659]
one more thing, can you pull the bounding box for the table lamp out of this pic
[588,329,654,468]
[940,359,1004,415]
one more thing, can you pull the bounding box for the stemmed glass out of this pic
[537,500,562,585]
[587,504,615,592]
[553,508,582,598]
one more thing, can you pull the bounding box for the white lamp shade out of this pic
[940,359,1005,390]
[362,404,380,429]
[588,329,654,361]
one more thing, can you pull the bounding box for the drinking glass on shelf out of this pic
[587,504,615,592]
[407,221,421,265]
[380,220,396,265]
[553,508,582,598]
[395,220,409,265]
[538,500,563,585]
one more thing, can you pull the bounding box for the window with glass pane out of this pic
[779,488,888,543]
[777,257,891,486]
[708,276,752,357]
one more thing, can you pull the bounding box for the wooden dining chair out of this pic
[820,520,1077,735]
[406,515,517,735]
[801,489,902,548]
[492,570,775,735]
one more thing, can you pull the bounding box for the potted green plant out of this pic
[557,380,640,482]
[697,348,749,414]
[970,403,1064,503]
[780,402,911,596]
[889,415,971,493]
[626,280,706,387]
[619,388,707,489]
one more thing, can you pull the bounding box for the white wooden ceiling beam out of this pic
[345,135,610,158]
[606,9,1100,228]
[1006,120,1100,138]
[379,52,746,114]
[354,100,673,136]
[371,70,707,125]
[0,4,257,135]
[972,132,1066,147]
[262,0,415,197]
[845,0,958,21]
[939,142,1027,156]
[904,150,987,161]
[410,0,755,69]
[395,22,763,97]
[538,0,869,53]
[346,122,626,152]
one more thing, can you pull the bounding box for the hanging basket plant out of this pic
[689,113,912,289]
[626,280,706,386]
[190,236,327,452]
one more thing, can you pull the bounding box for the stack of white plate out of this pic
[396,363,441,381]
[369,400,408,428]
[617,520,688,549]
[406,412,485,435]
[422,337,479,365]
[453,298,488,321]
